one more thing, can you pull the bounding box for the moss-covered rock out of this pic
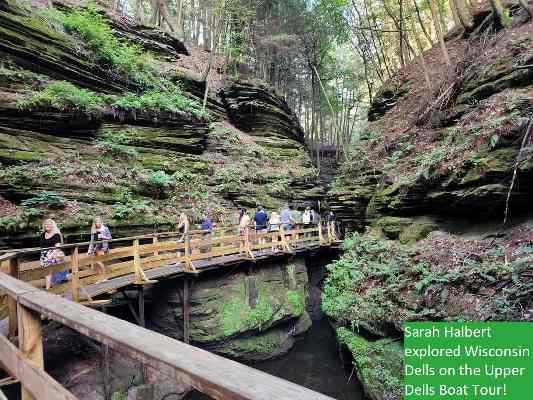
[398,218,439,244]
[337,328,403,400]
[149,257,311,361]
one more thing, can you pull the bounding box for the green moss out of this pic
[374,216,412,240]
[214,328,287,359]
[337,327,403,400]
[287,290,305,315]
[399,220,439,244]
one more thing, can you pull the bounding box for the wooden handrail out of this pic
[0,271,334,400]
[0,225,241,256]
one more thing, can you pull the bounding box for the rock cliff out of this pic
[328,3,533,234]
[0,0,322,248]
[324,4,533,400]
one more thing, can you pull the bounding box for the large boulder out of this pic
[149,257,311,361]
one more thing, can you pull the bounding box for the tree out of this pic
[428,0,451,66]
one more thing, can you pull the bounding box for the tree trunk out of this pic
[453,0,474,30]
[428,0,451,66]
[413,0,434,45]
[449,0,461,27]
[409,10,433,91]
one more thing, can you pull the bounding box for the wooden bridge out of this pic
[0,223,340,400]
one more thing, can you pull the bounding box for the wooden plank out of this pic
[0,331,78,400]
[0,273,39,299]
[189,235,240,247]
[18,304,44,400]
[71,248,79,303]
[189,246,241,261]
[16,287,335,400]
[139,241,185,254]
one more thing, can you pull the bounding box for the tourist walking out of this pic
[302,207,312,237]
[281,204,294,231]
[269,211,281,252]
[254,205,268,253]
[178,212,190,255]
[88,217,112,279]
[328,210,337,240]
[40,219,66,290]
[239,209,251,254]
[201,213,213,253]
[254,206,268,233]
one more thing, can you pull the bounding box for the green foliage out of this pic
[98,129,138,145]
[337,328,402,400]
[111,392,127,400]
[39,166,59,180]
[414,146,445,180]
[112,191,150,220]
[0,165,33,187]
[97,142,138,160]
[61,3,154,86]
[140,170,174,199]
[111,87,208,119]
[21,192,66,209]
[214,166,243,193]
[17,81,104,114]
[0,216,22,233]
[287,290,305,315]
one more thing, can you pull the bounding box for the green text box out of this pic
[404,322,532,399]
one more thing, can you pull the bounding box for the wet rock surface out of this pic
[149,256,311,362]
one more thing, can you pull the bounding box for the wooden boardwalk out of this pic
[0,223,340,400]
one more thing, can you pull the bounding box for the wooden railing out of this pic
[0,222,339,316]
[0,262,335,400]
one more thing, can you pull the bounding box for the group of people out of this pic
[38,205,337,289]
[238,205,322,235]
[40,217,111,289]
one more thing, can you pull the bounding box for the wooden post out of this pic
[318,221,325,245]
[102,343,111,400]
[245,230,254,259]
[138,286,145,328]
[8,256,19,340]
[18,304,43,400]
[153,236,159,257]
[71,247,79,303]
[183,278,190,344]
[133,239,144,283]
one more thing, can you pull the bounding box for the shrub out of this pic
[98,129,138,145]
[214,166,242,193]
[111,87,208,119]
[39,166,59,180]
[21,192,66,209]
[113,197,149,220]
[97,142,138,160]
[0,165,33,186]
[60,4,153,86]
[140,170,174,199]
[17,81,104,114]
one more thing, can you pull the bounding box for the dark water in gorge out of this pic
[186,318,365,400]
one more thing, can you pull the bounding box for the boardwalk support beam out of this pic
[18,304,44,400]
[183,278,190,344]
